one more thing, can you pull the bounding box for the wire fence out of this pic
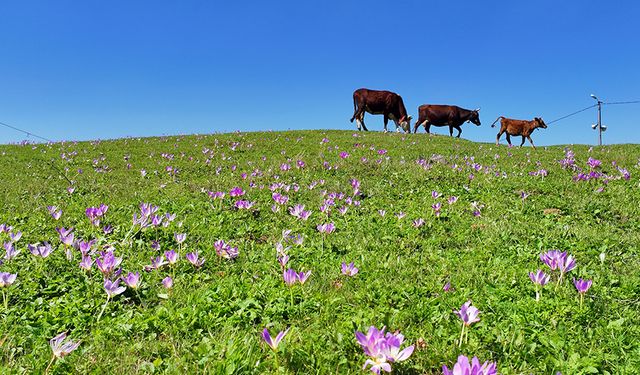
[1,99,639,142]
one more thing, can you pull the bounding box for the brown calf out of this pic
[492,116,548,149]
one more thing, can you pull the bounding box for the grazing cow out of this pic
[350,88,412,133]
[492,116,548,149]
[413,105,481,137]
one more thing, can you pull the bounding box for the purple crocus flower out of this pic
[540,250,565,270]
[186,252,205,268]
[162,276,173,289]
[79,255,94,271]
[573,278,592,307]
[96,251,122,276]
[75,239,96,255]
[412,218,425,228]
[317,223,336,234]
[431,190,441,199]
[262,327,289,351]
[164,250,179,265]
[558,254,577,274]
[49,332,80,359]
[573,278,592,294]
[432,203,442,217]
[0,272,17,287]
[123,272,141,289]
[29,242,53,258]
[103,278,126,298]
[529,269,550,286]
[341,262,359,276]
[283,269,297,286]
[297,270,311,284]
[443,281,452,292]
[151,215,163,227]
[144,256,167,271]
[9,231,22,242]
[47,206,62,220]
[529,269,550,301]
[442,355,497,375]
[448,196,458,205]
[277,254,289,268]
[56,227,74,246]
[4,242,20,261]
[455,301,481,327]
[395,212,406,220]
[455,300,480,347]
[174,233,186,244]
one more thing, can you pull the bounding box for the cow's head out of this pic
[469,109,481,126]
[398,115,413,133]
[535,117,548,129]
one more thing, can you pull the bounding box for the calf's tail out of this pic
[491,116,504,128]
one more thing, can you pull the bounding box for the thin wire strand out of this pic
[0,121,53,143]
[604,100,640,105]
[547,104,597,125]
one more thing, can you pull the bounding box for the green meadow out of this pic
[0,130,638,374]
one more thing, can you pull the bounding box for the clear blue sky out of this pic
[1,1,638,145]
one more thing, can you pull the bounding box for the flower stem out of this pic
[458,324,465,347]
[44,355,56,375]
[555,273,564,291]
[2,290,7,310]
[96,297,110,322]
[289,288,294,309]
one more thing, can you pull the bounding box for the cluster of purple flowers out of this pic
[282,268,311,286]
[133,203,176,229]
[85,204,108,226]
[355,326,414,374]
[214,240,239,260]
[442,355,497,375]
[289,204,312,220]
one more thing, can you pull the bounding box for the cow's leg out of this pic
[425,123,431,134]
[353,109,365,131]
[454,126,462,138]
[506,133,512,146]
[358,113,368,131]
[449,125,454,137]
[496,131,503,145]
[527,136,536,149]
[413,118,424,133]
[383,115,389,133]
[520,136,526,147]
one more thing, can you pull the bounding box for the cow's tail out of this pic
[350,95,357,123]
[491,116,504,128]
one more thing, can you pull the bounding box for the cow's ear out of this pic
[407,115,413,120]
[474,108,481,112]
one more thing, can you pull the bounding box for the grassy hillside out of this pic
[0,130,639,374]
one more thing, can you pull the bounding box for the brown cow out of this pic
[492,116,548,149]
[350,88,412,133]
[413,105,481,137]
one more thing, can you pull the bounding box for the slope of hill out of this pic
[0,130,638,374]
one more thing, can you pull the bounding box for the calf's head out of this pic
[534,117,548,129]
